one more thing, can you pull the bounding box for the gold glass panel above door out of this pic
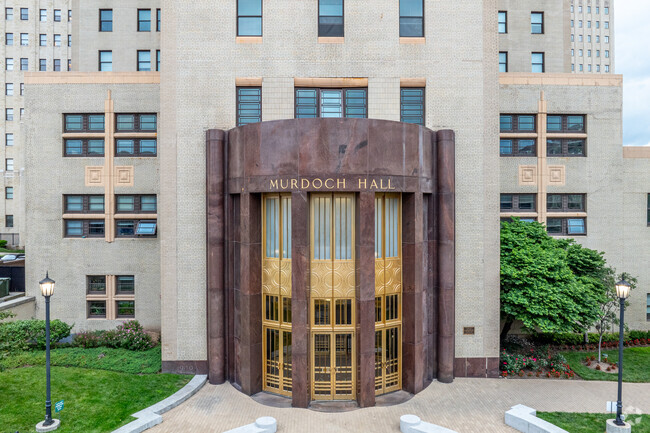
[262,194,292,396]
[310,193,356,400]
[375,193,402,395]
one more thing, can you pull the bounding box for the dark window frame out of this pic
[546,138,586,157]
[546,114,586,133]
[54,9,61,22]
[5,186,13,199]
[531,11,544,34]
[500,139,537,156]
[87,275,107,294]
[63,114,106,133]
[99,9,113,32]
[115,138,157,157]
[64,219,106,238]
[116,300,135,318]
[318,0,344,37]
[63,195,106,213]
[500,194,537,212]
[532,52,545,73]
[20,8,28,20]
[546,217,587,236]
[547,194,586,212]
[87,300,107,318]
[294,87,368,119]
[499,51,508,72]
[156,9,161,32]
[137,9,151,32]
[400,87,425,125]
[115,195,158,213]
[115,113,157,132]
[99,50,112,71]
[236,87,262,126]
[115,219,158,238]
[64,138,105,157]
[500,114,537,132]
[498,11,507,33]
[399,0,424,37]
[6,215,13,228]
[116,275,135,294]
[137,50,151,71]
[237,0,263,37]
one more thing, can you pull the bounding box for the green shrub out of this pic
[72,320,155,351]
[72,330,108,349]
[0,319,73,354]
[0,240,7,248]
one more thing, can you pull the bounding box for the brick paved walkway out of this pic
[149,378,650,432]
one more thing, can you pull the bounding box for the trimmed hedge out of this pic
[0,318,73,354]
[73,320,155,351]
[531,331,650,347]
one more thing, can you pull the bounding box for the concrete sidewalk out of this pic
[149,378,650,433]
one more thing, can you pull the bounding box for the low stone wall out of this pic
[400,415,457,433]
[0,295,35,320]
[505,404,569,433]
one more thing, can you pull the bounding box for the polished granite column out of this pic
[207,129,226,384]
[291,191,310,408]
[237,193,262,394]
[436,130,456,384]
[357,191,376,407]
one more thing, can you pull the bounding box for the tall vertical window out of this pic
[295,88,367,118]
[399,0,424,37]
[39,34,47,46]
[99,51,112,71]
[68,35,71,47]
[6,133,14,146]
[499,52,508,72]
[156,9,161,31]
[6,215,13,228]
[647,194,650,226]
[319,0,343,37]
[6,109,13,121]
[20,8,28,20]
[6,59,13,71]
[6,159,14,171]
[54,59,61,71]
[531,52,544,73]
[5,33,13,45]
[156,50,160,71]
[400,88,425,125]
[236,87,262,126]
[5,8,13,20]
[237,0,262,36]
[531,12,544,34]
[40,59,47,71]
[498,11,507,33]
[5,187,13,199]
[137,51,151,71]
[99,9,112,31]
[138,9,151,31]
[20,33,28,46]
[5,83,13,96]
[20,58,28,71]
[54,34,61,46]
[39,9,46,21]
[54,9,61,21]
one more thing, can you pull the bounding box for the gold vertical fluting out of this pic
[104,91,116,242]
[537,91,548,224]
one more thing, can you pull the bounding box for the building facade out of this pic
[19,0,650,410]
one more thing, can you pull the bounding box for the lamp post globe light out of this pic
[35,272,60,432]
[612,279,631,429]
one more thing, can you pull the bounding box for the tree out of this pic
[593,272,637,362]
[500,219,605,340]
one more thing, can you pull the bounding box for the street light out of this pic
[36,272,60,432]
[613,279,631,427]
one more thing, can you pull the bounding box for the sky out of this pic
[617,1,650,147]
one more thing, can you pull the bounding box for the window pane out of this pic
[500,194,513,210]
[116,140,135,154]
[141,196,157,212]
[399,17,423,37]
[546,218,562,234]
[500,115,513,131]
[116,114,135,130]
[567,116,584,131]
[65,115,83,131]
[266,197,280,258]
[117,196,135,212]
[139,114,157,130]
[375,197,383,259]
[517,140,535,155]
[334,196,353,260]
[117,276,135,293]
[295,89,318,118]
[547,194,562,210]
[568,139,585,156]
[88,196,104,212]
[139,139,157,154]
[116,221,135,236]
[88,276,106,293]
[518,195,535,210]
[237,88,262,125]
[400,0,423,17]
[238,17,262,36]
[281,196,292,259]
[567,195,584,210]
[547,116,562,131]
[320,90,342,118]
[66,196,83,212]
[547,139,562,155]
[65,139,83,155]
[238,0,262,15]
[319,0,343,16]
[567,218,585,234]
[89,221,105,235]
[136,221,157,235]
[313,196,331,260]
[401,88,425,125]
[518,115,535,131]
[385,197,399,258]
[319,16,344,37]
[88,301,106,318]
[88,140,105,155]
[88,115,105,131]
[344,89,367,118]
[66,220,83,235]
[116,300,135,318]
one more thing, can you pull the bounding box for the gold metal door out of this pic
[374,193,402,395]
[262,194,292,396]
[310,193,356,400]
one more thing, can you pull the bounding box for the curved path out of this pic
[149,378,650,432]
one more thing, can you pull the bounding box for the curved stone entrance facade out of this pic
[206,118,455,408]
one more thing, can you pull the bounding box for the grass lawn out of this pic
[562,347,650,382]
[0,366,190,433]
[537,412,650,433]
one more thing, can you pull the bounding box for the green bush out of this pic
[72,320,155,351]
[531,332,640,347]
[0,240,7,248]
[0,319,73,354]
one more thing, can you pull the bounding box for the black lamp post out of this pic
[39,272,56,428]
[613,279,631,426]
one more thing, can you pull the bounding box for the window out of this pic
[88,300,106,318]
[588,21,591,28]
[605,36,609,43]
[115,139,157,156]
[156,50,160,71]
[605,50,610,58]
[87,275,135,319]
[115,114,157,131]
[6,159,14,171]
[588,50,591,57]
[646,294,650,321]
[547,194,586,212]
[579,20,583,28]
[6,134,13,146]
[99,51,112,71]
[68,35,71,47]
[588,65,592,72]
[588,35,591,42]
[20,33,28,46]
[605,7,609,15]
[547,218,586,236]
[156,9,161,31]
[531,12,543,34]
[116,220,157,237]
[68,60,71,71]
[6,215,13,228]
[295,88,367,118]
[99,9,112,31]
[87,276,106,294]
[547,115,585,132]
[5,83,13,96]
[604,21,609,29]
[117,276,135,294]
[5,8,13,20]
[64,139,105,157]
[5,33,13,45]
[500,194,536,212]
[319,0,343,37]
[137,50,151,71]
[65,220,105,237]
[20,84,23,95]
[400,88,425,125]
[596,21,600,28]
[580,64,584,72]
[5,187,13,200]
[5,109,13,121]
[605,65,610,73]
[499,52,508,72]
[500,114,536,132]
[547,139,585,156]
[531,52,544,73]
[499,139,536,156]
[236,87,262,126]
[20,8,28,20]
[54,9,61,22]
[498,11,507,33]
[399,0,424,37]
[115,195,157,213]
[68,10,72,21]
[597,65,601,72]
[588,6,591,13]
[64,114,106,132]
[237,0,262,36]
[138,9,151,31]
[579,35,583,42]
[597,50,600,58]
[54,34,61,46]
[647,194,650,226]
[39,59,47,71]
[64,195,105,213]
[40,9,46,21]
[39,34,46,46]
[5,58,13,71]
[20,108,24,120]
[20,58,28,71]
